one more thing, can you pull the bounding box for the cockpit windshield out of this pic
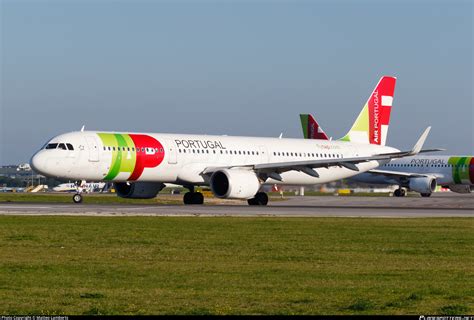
[45,143,74,150]
[45,143,58,149]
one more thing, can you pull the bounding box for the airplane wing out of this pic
[202,127,443,180]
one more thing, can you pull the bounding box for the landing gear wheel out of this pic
[394,188,406,197]
[193,192,204,204]
[183,192,204,205]
[247,192,268,206]
[73,193,83,204]
[420,193,432,197]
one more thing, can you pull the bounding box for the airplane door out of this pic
[85,136,100,162]
[165,139,177,164]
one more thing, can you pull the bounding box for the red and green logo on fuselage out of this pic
[97,133,164,181]
[448,156,474,185]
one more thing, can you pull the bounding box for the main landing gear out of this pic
[247,192,268,206]
[183,186,204,205]
[393,188,406,197]
[420,193,432,197]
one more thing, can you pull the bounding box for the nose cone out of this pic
[30,151,48,176]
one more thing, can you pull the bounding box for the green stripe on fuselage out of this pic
[116,134,136,175]
[98,133,136,181]
[448,156,469,184]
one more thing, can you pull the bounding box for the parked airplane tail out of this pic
[340,76,396,146]
[300,114,329,140]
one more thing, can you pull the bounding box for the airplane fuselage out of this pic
[351,155,474,186]
[31,131,398,186]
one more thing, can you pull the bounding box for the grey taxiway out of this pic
[0,193,472,217]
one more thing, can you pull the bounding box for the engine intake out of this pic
[114,182,165,199]
[210,169,260,199]
[408,176,437,194]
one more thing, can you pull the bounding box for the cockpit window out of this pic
[58,143,68,150]
[45,143,58,149]
[66,143,74,150]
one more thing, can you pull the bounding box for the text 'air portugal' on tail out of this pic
[340,76,396,146]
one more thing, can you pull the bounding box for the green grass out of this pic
[0,192,182,205]
[0,217,472,315]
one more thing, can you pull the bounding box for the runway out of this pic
[0,193,472,217]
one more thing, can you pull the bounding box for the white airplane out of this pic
[53,182,106,193]
[351,156,474,197]
[30,76,439,205]
[299,116,472,197]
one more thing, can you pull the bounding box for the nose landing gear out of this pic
[72,180,86,204]
[72,193,83,203]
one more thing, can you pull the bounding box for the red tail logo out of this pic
[308,115,329,140]
[368,76,396,145]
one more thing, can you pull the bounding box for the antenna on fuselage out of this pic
[279,133,283,139]
[80,125,85,132]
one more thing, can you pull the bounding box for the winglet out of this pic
[409,126,431,155]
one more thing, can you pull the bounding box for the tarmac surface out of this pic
[0,193,472,217]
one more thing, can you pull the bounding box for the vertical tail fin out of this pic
[299,114,329,140]
[339,76,396,146]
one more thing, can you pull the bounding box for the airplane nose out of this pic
[30,151,48,176]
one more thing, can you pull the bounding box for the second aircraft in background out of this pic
[299,113,473,197]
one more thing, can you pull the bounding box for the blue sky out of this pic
[1,0,472,164]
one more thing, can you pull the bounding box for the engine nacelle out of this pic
[210,169,260,199]
[114,182,165,199]
[408,176,437,194]
[448,184,473,194]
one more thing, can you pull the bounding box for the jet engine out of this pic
[114,182,165,199]
[210,169,260,199]
[408,176,437,194]
[448,185,473,194]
